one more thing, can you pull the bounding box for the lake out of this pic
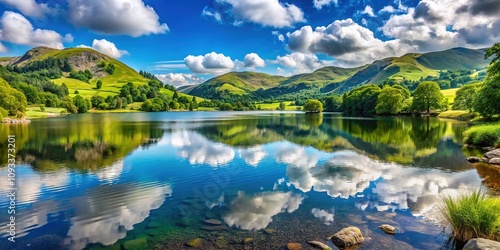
[0,111,496,250]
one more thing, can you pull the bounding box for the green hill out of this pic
[188,47,490,100]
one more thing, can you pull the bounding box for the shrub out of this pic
[464,123,500,146]
[440,190,500,241]
[39,104,45,112]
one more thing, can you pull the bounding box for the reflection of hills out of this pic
[2,115,165,170]
[197,114,470,170]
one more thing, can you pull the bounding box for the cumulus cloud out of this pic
[216,0,305,28]
[0,0,52,19]
[379,5,396,13]
[156,73,204,87]
[313,0,338,10]
[0,11,67,50]
[0,42,6,52]
[68,0,168,37]
[170,130,235,167]
[361,5,376,17]
[244,53,266,68]
[275,52,332,73]
[184,52,235,74]
[77,39,128,58]
[223,191,304,230]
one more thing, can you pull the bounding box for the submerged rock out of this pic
[204,219,222,225]
[307,240,332,250]
[329,226,364,248]
[467,156,481,163]
[243,238,253,244]
[264,228,276,235]
[186,238,203,248]
[287,242,303,250]
[463,238,500,250]
[484,149,500,159]
[379,224,397,235]
[122,238,149,250]
[176,217,196,227]
[489,158,500,165]
[146,221,161,228]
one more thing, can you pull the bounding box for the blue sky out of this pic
[0,0,499,86]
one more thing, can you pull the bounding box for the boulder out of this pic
[287,243,303,250]
[379,224,397,235]
[462,238,500,250]
[484,149,500,159]
[185,238,203,248]
[122,238,149,250]
[307,240,331,250]
[329,227,364,248]
[467,157,481,163]
[204,219,222,225]
[489,158,500,165]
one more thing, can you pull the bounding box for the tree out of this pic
[303,99,323,113]
[473,43,500,117]
[343,85,381,115]
[173,90,179,100]
[191,96,198,109]
[96,80,102,89]
[219,102,233,111]
[91,95,105,109]
[411,81,444,113]
[73,95,89,113]
[376,86,404,115]
[453,83,478,111]
[278,102,286,111]
[324,95,342,112]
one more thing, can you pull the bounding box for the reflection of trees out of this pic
[0,114,165,170]
[198,114,468,168]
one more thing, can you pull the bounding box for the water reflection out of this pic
[222,191,304,230]
[0,112,491,250]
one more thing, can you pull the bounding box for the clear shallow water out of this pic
[0,112,493,250]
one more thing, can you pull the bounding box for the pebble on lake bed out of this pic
[185,238,202,248]
[287,242,303,250]
[307,240,332,250]
[329,226,364,248]
[379,224,397,235]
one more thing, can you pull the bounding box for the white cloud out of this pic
[68,0,168,37]
[63,34,74,43]
[216,0,305,28]
[185,52,235,74]
[77,39,129,58]
[0,0,52,19]
[311,208,334,225]
[313,0,338,10]
[156,73,204,87]
[202,7,222,23]
[361,5,376,17]
[223,191,304,230]
[0,42,7,52]
[275,52,332,73]
[379,5,396,13]
[240,146,267,166]
[170,130,235,167]
[272,31,285,42]
[244,53,266,68]
[0,11,67,50]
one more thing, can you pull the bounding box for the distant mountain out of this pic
[187,47,490,99]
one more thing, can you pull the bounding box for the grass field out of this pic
[257,101,302,111]
[25,106,66,118]
[441,88,458,102]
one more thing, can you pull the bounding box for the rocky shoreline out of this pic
[1,117,31,124]
[467,148,500,166]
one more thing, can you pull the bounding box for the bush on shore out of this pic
[440,190,500,242]
[464,123,500,147]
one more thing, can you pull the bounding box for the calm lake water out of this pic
[0,111,495,250]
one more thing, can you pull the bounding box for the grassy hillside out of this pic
[416,47,489,70]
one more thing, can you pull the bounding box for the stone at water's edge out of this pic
[329,226,364,248]
[467,156,481,163]
[379,224,397,235]
[287,242,303,250]
[489,158,500,165]
[484,149,500,159]
[307,240,332,250]
[462,238,500,250]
